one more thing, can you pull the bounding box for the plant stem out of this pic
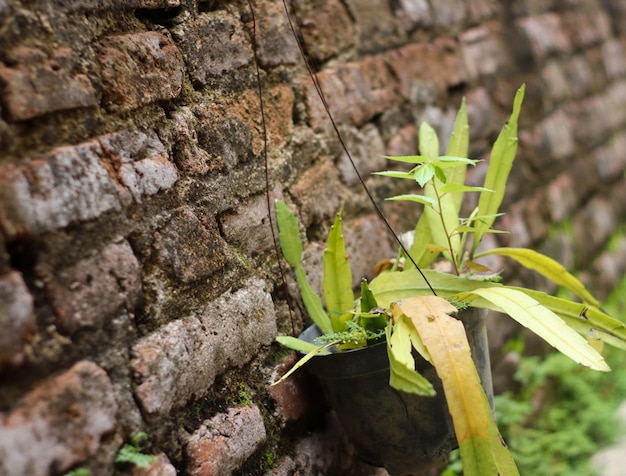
[433,183,460,275]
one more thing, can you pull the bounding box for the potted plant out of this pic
[273,85,626,476]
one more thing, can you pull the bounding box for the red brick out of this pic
[0,271,34,369]
[186,405,266,476]
[336,123,386,187]
[0,130,176,239]
[345,0,405,53]
[152,208,229,283]
[293,0,357,62]
[460,24,507,80]
[128,453,177,476]
[0,46,97,121]
[387,39,468,98]
[516,13,571,61]
[0,141,121,239]
[290,161,348,228]
[42,241,141,335]
[254,0,300,66]
[172,11,251,85]
[131,278,276,418]
[219,194,276,257]
[306,55,396,129]
[0,361,118,476]
[98,130,179,206]
[98,32,184,111]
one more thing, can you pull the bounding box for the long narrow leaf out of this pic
[393,297,518,476]
[406,216,439,269]
[275,200,303,266]
[445,97,470,214]
[476,247,600,306]
[472,85,525,254]
[271,340,336,386]
[323,210,355,332]
[386,322,435,396]
[465,287,609,371]
[296,267,333,335]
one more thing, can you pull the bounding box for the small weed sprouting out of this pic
[115,432,157,469]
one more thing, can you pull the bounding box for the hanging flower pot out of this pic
[298,307,492,476]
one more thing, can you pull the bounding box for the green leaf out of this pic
[476,247,600,307]
[462,287,609,372]
[323,210,355,332]
[383,155,430,164]
[295,267,333,335]
[275,200,303,266]
[419,121,440,159]
[414,163,437,187]
[472,84,525,254]
[440,184,494,194]
[272,341,338,386]
[360,278,378,312]
[275,335,331,354]
[406,215,439,269]
[444,98,470,215]
[373,170,416,180]
[434,165,447,183]
[386,324,435,396]
[386,193,437,207]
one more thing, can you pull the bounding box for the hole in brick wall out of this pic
[134,7,182,26]
[198,0,230,14]
[7,240,38,280]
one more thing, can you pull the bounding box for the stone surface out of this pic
[517,13,571,60]
[98,31,184,111]
[99,129,179,205]
[0,140,121,239]
[152,207,229,283]
[460,24,507,80]
[131,278,276,418]
[186,405,267,476]
[0,361,118,476]
[306,55,396,129]
[0,46,97,121]
[172,11,251,85]
[43,241,141,335]
[0,270,34,369]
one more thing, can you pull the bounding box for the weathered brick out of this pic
[99,130,179,206]
[595,132,626,181]
[128,453,177,476]
[394,0,432,31]
[336,123,385,187]
[387,39,468,99]
[0,270,34,369]
[602,39,626,79]
[431,0,467,28]
[98,32,184,111]
[44,0,180,11]
[152,208,229,283]
[573,197,615,264]
[347,0,405,53]
[290,160,347,228]
[0,130,176,239]
[0,361,118,476]
[306,55,396,129]
[131,278,276,418]
[460,24,507,80]
[565,94,610,147]
[186,405,266,476]
[546,173,577,222]
[0,141,121,239]
[268,352,325,422]
[563,54,595,98]
[0,46,97,121]
[220,194,276,257]
[561,8,611,50]
[466,0,497,23]
[530,109,575,162]
[295,0,358,61]
[171,11,251,86]
[541,60,572,104]
[254,0,300,66]
[517,13,571,61]
[43,241,141,335]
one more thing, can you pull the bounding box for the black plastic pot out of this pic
[300,308,493,476]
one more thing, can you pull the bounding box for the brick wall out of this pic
[1,0,626,474]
